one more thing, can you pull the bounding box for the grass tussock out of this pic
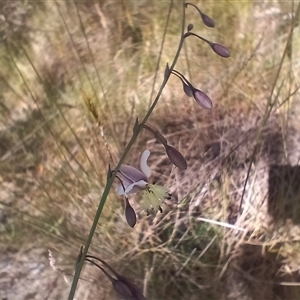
[1,0,300,299]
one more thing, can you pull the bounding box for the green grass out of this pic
[1,0,300,299]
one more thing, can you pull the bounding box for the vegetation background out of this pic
[1,0,300,299]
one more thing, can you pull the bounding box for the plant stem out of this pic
[68,1,187,299]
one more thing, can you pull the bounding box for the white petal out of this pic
[140,150,151,178]
[125,180,147,194]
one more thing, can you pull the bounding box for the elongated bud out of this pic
[185,3,215,28]
[165,145,187,170]
[125,198,136,228]
[193,89,213,109]
[113,280,133,299]
[184,32,230,58]
[86,256,147,300]
[200,12,215,28]
[211,43,230,58]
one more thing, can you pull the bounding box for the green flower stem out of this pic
[68,1,186,299]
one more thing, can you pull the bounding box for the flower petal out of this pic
[119,165,148,183]
[125,180,148,195]
[125,198,136,228]
[140,150,151,178]
[116,184,127,196]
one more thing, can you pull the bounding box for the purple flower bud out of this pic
[185,3,215,28]
[211,43,230,58]
[187,23,194,32]
[165,145,187,170]
[86,256,147,300]
[125,198,136,228]
[184,32,230,58]
[113,280,133,298]
[192,89,213,109]
[200,12,215,28]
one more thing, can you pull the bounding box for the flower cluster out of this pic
[72,3,232,300]
[113,3,230,228]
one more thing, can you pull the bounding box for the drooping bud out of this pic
[125,198,137,228]
[184,32,230,58]
[199,12,215,28]
[185,3,215,28]
[171,69,213,109]
[164,145,187,170]
[86,256,147,300]
[113,280,133,298]
[192,88,213,109]
[187,23,194,32]
[210,43,230,58]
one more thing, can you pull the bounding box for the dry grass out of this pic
[1,0,300,299]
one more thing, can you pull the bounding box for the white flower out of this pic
[116,150,170,212]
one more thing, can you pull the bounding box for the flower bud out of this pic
[211,43,230,58]
[86,256,147,300]
[125,198,136,228]
[187,23,194,32]
[200,12,215,28]
[113,280,133,299]
[192,89,213,109]
[185,3,215,28]
[165,145,187,170]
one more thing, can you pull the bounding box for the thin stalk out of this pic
[185,32,211,46]
[171,69,191,86]
[148,0,174,108]
[68,1,187,298]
